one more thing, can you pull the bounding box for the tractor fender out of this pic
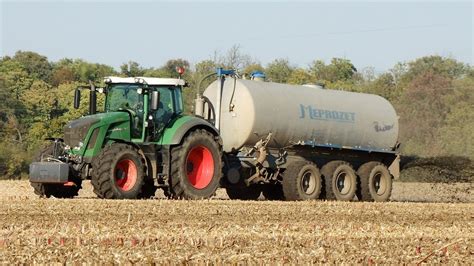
[166,116,220,145]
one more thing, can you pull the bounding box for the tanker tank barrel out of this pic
[203,76,399,153]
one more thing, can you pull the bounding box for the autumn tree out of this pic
[438,77,474,158]
[397,71,453,156]
[51,66,75,86]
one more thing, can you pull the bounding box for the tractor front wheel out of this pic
[91,143,146,199]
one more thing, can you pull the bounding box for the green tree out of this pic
[120,61,144,77]
[403,55,468,82]
[0,57,33,100]
[195,60,216,76]
[365,73,399,101]
[21,80,57,121]
[56,58,116,82]
[266,58,294,83]
[13,51,52,82]
[287,68,312,85]
[309,58,357,83]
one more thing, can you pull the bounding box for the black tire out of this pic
[356,161,378,201]
[282,161,322,201]
[262,184,285,200]
[321,160,357,201]
[357,162,392,202]
[169,129,222,199]
[30,144,82,198]
[226,185,261,200]
[321,161,342,200]
[91,143,146,199]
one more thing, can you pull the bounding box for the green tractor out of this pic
[29,75,222,199]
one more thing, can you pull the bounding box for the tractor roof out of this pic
[104,76,185,86]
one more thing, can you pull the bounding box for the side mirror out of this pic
[74,89,81,109]
[150,91,160,111]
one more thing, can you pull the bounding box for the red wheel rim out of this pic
[114,159,138,192]
[186,145,215,189]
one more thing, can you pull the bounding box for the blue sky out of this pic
[1,1,472,72]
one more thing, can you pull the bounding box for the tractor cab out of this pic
[71,76,186,145]
[101,77,186,141]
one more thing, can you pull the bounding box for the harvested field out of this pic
[0,198,472,263]
[0,181,472,264]
[1,180,472,203]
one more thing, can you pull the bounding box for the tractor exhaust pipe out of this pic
[89,80,96,115]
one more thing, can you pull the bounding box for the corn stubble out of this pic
[0,197,472,264]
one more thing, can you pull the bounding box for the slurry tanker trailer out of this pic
[29,68,400,202]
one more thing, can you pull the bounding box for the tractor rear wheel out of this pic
[30,144,82,198]
[226,185,261,200]
[321,160,357,201]
[282,161,322,201]
[169,129,222,199]
[357,162,392,202]
[91,143,146,199]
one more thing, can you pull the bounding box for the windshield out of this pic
[105,84,143,113]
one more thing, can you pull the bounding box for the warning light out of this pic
[176,66,185,75]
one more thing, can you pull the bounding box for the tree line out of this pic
[0,47,472,178]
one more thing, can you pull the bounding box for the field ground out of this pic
[1,180,473,203]
[0,180,472,263]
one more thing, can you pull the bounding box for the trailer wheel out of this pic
[321,161,357,201]
[30,144,82,198]
[91,143,146,199]
[262,184,285,200]
[282,161,322,201]
[226,185,261,200]
[169,129,222,199]
[357,162,392,202]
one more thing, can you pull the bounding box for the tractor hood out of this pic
[63,112,130,149]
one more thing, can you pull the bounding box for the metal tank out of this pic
[203,79,399,153]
